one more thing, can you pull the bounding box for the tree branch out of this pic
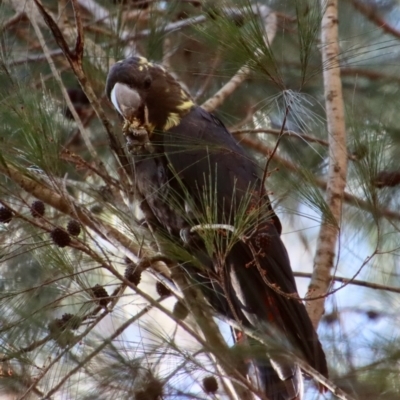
[305,0,348,328]
[41,303,155,399]
[232,127,330,147]
[0,163,170,275]
[32,0,132,187]
[28,10,100,164]
[295,271,400,294]
[350,0,400,40]
[238,135,400,222]
[202,5,277,113]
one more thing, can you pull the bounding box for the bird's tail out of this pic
[256,361,303,400]
[235,331,304,399]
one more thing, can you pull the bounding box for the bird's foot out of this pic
[179,227,192,244]
[179,227,202,246]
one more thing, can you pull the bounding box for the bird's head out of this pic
[106,56,194,132]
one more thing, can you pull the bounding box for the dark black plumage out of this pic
[106,57,328,399]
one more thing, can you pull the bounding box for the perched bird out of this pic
[106,56,328,399]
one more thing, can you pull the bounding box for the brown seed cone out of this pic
[67,219,81,236]
[48,318,65,336]
[31,200,45,218]
[125,262,142,286]
[0,207,13,224]
[366,310,380,320]
[50,227,71,247]
[156,281,172,297]
[203,375,218,394]
[374,170,400,188]
[322,311,339,325]
[91,284,110,307]
[134,377,163,400]
[61,313,81,330]
[172,300,189,321]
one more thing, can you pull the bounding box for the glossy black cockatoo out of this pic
[106,56,328,399]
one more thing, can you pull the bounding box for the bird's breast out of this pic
[133,154,188,235]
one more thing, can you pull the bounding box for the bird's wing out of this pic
[163,106,328,378]
[163,106,295,291]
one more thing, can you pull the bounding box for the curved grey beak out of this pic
[110,82,142,121]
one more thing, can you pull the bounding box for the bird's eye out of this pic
[143,77,152,89]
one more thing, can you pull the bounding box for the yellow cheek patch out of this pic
[177,99,194,111]
[164,113,181,130]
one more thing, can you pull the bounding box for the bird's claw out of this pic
[180,227,193,244]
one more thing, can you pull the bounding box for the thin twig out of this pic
[338,67,400,84]
[190,222,376,301]
[28,12,100,164]
[97,258,264,398]
[0,11,26,33]
[232,127,329,147]
[0,279,123,364]
[350,0,400,40]
[32,0,132,188]
[258,104,290,202]
[295,271,400,294]
[0,163,161,271]
[194,53,222,101]
[232,128,358,160]
[18,305,122,400]
[0,336,50,363]
[10,50,64,66]
[121,14,207,42]
[249,238,375,302]
[202,5,277,113]
[201,65,252,113]
[71,0,84,60]
[238,133,400,221]
[41,302,155,399]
